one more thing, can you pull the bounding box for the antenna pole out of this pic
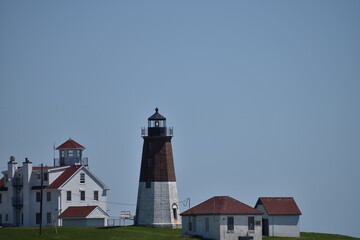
[39,163,44,235]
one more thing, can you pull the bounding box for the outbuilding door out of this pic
[262,218,269,236]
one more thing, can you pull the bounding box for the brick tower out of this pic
[135,108,181,228]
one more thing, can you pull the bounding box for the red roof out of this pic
[58,206,97,218]
[32,166,59,170]
[255,197,302,215]
[56,139,85,150]
[181,196,262,216]
[0,177,7,191]
[46,165,82,189]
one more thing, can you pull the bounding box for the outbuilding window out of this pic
[227,216,234,231]
[248,216,255,230]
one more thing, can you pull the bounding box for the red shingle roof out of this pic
[56,139,85,150]
[255,197,302,215]
[58,206,97,218]
[0,177,7,191]
[181,196,263,216]
[46,165,82,189]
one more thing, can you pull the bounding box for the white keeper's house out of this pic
[0,138,109,227]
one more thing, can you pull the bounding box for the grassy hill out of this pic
[0,226,358,240]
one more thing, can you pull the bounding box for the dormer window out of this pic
[60,150,65,158]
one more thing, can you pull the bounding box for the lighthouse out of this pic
[135,108,181,228]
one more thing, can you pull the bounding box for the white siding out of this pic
[182,215,220,240]
[182,214,262,240]
[270,215,300,237]
[0,164,108,227]
[136,181,181,228]
[63,218,105,226]
[255,203,300,237]
[59,169,108,222]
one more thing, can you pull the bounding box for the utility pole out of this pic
[39,163,44,235]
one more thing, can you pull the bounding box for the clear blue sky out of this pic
[1,0,359,237]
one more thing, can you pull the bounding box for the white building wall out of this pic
[182,215,220,240]
[0,191,9,224]
[269,215,300,237]
[1,165,108,227]
[62,218,105,226]
[136,181,181,228]
[255,204,300,237]
[219,215,262,240]
[59,169,108,216]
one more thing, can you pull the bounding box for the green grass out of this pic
[0,226,358,240]
[0,226,197,240]
[264,232,359,240]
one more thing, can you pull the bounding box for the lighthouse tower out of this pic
[135,108,181,228]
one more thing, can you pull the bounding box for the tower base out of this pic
[135,182,181,228]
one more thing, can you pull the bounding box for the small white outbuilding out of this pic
[255,197,301,237]
[181,196,263,240]
[58,205,109,226]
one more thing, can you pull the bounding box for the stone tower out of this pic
[135,108,181,228]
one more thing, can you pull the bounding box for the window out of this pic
[5,214,8,222]
[47,212,52,224]
[36,213,40,224]
[0,193,2,204]
[248,216,255,230]
[172,204,178,220]
[80,191,85,201]
[148,142,153,152]
[227,216,234,231]
[67,149,74,157]
[147,158,153,168]
[60,150,65,158]
[36,192,41,202]
[67,191,71,201]
[47,192,51,202]
[94,191,99,201]
[80,173,85,183]
[0,214,2,224]
[146,178,151,188]
[205,217,209,232]
[44,173,48,181]
[76,149,81,157]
